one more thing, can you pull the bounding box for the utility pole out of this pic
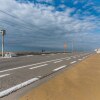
[0,30,6,57]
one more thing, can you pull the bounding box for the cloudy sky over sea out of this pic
[0,0,100,52]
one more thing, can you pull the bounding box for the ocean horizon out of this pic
[0,45,64,52]
[0,44,92,52]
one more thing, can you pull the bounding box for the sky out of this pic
[0,0,100,52]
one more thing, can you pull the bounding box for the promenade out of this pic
[20,54,100,100]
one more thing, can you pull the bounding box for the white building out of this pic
[95,49,100,53]
[5,52,17,58]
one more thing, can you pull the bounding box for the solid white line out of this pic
[29,64,48,69]
[0,57,69,73]
[53,65,67,71]
[0,74,10,78]
[54,60,63,63]
[0,77,39,97]
[70,61,77,64]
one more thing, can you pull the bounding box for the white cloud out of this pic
[0,0,99,50]
[37,0,53,3]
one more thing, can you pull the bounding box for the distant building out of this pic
[95,49,100,53]
[5,52,17,58]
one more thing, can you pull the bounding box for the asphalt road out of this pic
[0,52,91,98]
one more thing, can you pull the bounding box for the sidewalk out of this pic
[20,54,100,100]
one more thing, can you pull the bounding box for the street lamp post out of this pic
[0,30,6,57]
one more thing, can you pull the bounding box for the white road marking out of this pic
[66,58,71,60]
[23,55,34,57]
[0,54,84,73]
[73,56,76,58]
[54,60,63,63]
[29,64,48,69]
[0,77,39,98]
[78,59,82,61]
[53,65,67,71]
[50,54,55,56]
[70,61,77,64]
[0,74,10,78]
[82,57,86,59]
[42,54,46,55]
[37,76,42,78]
[0,57,70,73]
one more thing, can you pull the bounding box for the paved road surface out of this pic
[0,52,91,99]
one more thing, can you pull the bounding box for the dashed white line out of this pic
[42,54,46,55]
[53,65,67,71]
[0,77,39,98]
[73,56,76,58]
[78,59,82,61]
[0,54,83,73]
[0,57,69,73]
[29,64,48,69]
[66,58,71,60]
[50,54,55,56]
[70,61,77,64]
[54,60,63,63]
[82,57,86,59]
[0,74,10,78]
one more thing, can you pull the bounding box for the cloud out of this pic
[37,0,53,3]
[0,0,99,51]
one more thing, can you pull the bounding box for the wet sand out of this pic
[19,54,100,100]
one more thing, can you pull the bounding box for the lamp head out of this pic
[1,30,6,36]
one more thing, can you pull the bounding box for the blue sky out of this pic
[0,0,100,51]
